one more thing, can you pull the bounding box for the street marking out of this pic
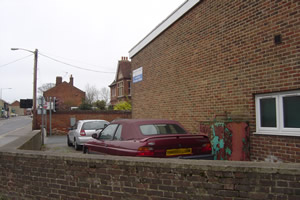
[0,124,31,139]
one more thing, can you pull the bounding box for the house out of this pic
[43,75,85,110]
[109,57,132,106]
[129,0,299,162]
[10,100,26,116]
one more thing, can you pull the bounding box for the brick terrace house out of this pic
[43,75,85,110]
[109,57,132,106]
[129,0,300,162]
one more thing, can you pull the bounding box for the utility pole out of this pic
[11,48,38,130]
[33,49,38,130]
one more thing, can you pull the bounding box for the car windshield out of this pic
[139,124,186,135]
[82,121,107,130]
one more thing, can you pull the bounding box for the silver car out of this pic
[67,120,109,150]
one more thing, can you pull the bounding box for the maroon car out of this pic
[83,119,213,159]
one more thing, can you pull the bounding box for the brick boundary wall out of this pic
[36,110,132,135]
[0,150,299,200]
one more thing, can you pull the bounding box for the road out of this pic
[0,116,32,136]
[0,116,32,147]
[0,116,81,154]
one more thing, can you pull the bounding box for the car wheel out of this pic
[83,146,89,154]
[67,135,73,147]
[74,139,82,151]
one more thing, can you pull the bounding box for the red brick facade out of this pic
[130,1,300,162]
[43,75,85,110]
[37,110,131,134]
[109,57,132,106]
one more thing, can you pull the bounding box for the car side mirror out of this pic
[92,133,98,139]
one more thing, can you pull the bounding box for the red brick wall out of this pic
[110,80,132,106]
[10,101,19,106]
[37,110,131,134]
[131,1,300,162]
[44,82,85,109]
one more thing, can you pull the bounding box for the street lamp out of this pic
[11,48,38,130]
[0,88,12,100]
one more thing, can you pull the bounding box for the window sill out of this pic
[254,131,300,137]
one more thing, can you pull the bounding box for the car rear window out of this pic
[82,121,108,130]
[139,124,186,135]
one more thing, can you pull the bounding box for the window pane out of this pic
[83,121,108,130]
[140,124,186,135]
[260,98,277,127]
[114,125,122,140]
[100,124,118,140]
[283,96,300,128]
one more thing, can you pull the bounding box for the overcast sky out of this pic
[0,0,185,103]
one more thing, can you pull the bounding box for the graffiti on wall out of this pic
[200,121,250,161]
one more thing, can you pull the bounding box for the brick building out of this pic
[109,57,132,106]
[129,0,300,162]
[10,101,26,116]
[43,75,85,110]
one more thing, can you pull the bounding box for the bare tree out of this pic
[38,83,55,97]
[85,84,99,104]
[99,87,110,104]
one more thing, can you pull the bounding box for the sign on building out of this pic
[133,67,143,83]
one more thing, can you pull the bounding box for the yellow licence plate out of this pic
[166,148,192,156]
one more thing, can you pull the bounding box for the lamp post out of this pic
[11,48,38,130]
[0,88,12,100]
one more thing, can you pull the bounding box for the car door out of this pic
[91,124,118,154]
[104,125,123,155]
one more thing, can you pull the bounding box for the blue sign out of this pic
[133,67,143,83]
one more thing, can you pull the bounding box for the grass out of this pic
[0,194,6,200]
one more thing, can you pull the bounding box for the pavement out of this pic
[43,135,82,154]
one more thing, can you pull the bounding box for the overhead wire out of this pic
[40,51,111,70]
[0,54,33,68]
[39,52,115,74]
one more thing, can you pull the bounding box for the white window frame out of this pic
[255,90,300,137]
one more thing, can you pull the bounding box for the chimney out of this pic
[121,56,128,61]
[56,76,62,86]
[69,75,74,86]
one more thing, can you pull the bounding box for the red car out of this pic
[83,119,213,159]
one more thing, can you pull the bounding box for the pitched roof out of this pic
[44,81,84,95]
[110,58,132,87]
[129,0,201,58]
[11,101,20,106]
[117,60,131,80]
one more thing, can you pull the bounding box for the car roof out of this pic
[79,120,108,123]
[111,119,181,125]
[110,119,187,140]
